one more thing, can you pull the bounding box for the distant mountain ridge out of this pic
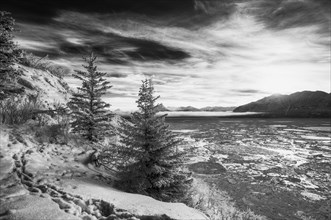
[200,106,236,111]
[156,104,170,112]
[176,106,201,112]
[233,91,331,117]
[163,106,236,112]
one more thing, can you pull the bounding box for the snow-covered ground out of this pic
[0,124,208,220]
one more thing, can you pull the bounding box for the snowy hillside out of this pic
[0,124,208,220]
[0,65,208,220]
[15,64,71,105]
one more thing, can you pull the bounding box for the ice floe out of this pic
[301,135,331,140]
[171,129,198,133]
[303,127,331,132]
[301,191,326,201]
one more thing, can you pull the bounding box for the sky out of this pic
[1,0,330,110]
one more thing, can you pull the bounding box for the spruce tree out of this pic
[68,53,112,143]
[115,79,192,201]
[0,11,22,99]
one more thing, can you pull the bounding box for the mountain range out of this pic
[159,105,236,112]
[233,91,331,117]
[116,91,330,118]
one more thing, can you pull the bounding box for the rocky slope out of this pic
[233,91,331,117]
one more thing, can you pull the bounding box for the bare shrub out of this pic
[98,143,124,172]
[35,102,71,144]
[19,52,51,71]
[186,179,266,220]
[57,79,70,91]
[0,94,42,125]
[53,102,71,143]
[19,51,70,79]
[47,65,70,79]
[35,124,61,143]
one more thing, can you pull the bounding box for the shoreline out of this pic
[119,112,331,119]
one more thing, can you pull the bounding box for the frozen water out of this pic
[168,117,331,202]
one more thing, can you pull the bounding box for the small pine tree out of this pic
[68,53,112,143]
[115,79,192,201]
[0,11,22,99]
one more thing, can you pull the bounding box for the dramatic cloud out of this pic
[2,0,330,110]
[251,0,330,34]
[106,73,128,78]
[233,89,266,94]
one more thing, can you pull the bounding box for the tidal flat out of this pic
[169,118,331,220]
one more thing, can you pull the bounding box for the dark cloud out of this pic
[1,0,236,29]
[163,0,236,29]
[2,0,235,67]
[152,80,166,86]
[124,39,190,61]
[1,0,196,24]
[105,91,136,98]
[106,73,127,78]
[57,33,190,62]
[5,0,326,32]
[15,19,190,63]
[251,0,330,33]
[232,89,265,94]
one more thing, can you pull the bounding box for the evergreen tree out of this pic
[68,53,112,143]
[0,11,22,99]
[115,79,192,201]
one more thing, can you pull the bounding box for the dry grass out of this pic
[0,94,42,125]
[186,178,267,220]
[19,52,70,79]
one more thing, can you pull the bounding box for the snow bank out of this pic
[0,125,208,220]
[0,195,80,220]
[301,191,326,201]
[62,178,209,220]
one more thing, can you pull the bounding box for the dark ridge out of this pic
[234,91,331,118]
